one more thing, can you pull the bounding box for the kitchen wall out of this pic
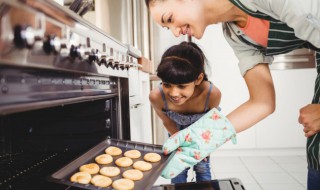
[150,23,317,150]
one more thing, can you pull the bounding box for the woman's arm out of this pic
[227,63,276,133]
[149,89,179,135]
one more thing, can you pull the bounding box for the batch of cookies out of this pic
[70,146,162,190]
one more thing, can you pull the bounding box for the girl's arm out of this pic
[208,83,222,109]
[149,89,179,135]
[227,63,276,133]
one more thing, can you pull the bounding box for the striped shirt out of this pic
[223,0,320,171]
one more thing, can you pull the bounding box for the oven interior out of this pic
[0,98,121,189]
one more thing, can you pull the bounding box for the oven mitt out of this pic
[161,108,237,179]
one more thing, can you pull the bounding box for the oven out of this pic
[0,0,135,189]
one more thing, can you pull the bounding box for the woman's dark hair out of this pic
[145,0,165,8]
[157,41,209,84]
[145,0,154,8]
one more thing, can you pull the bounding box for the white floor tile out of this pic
[260,183,306,190]
[271,156,306,164]
[278,163,308,173]
[212,162,248,173]
[290,172,308,184]
[154,152,308,189]
[302,183,307,189]
[252,172,297,184]
[211,156,243,164]
[245,162,284,173]
[214,172,256,184]
[242,183,263,190]
[154,176,170,186]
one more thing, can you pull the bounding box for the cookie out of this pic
[100,166,121,177]
[122,169,143,181]
[133,160,152,171]
[144,153,161,163]
[90,175,112,187]
[105,146,122,156]
[115,157,133,167]
[79,163,100,174]
[95,154,113,164]
[112,178,135,190]
[70,172,91,184]
[124,149,141,159]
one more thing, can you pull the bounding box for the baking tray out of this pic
[47,138,174,190]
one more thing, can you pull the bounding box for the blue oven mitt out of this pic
[161,108,237,179]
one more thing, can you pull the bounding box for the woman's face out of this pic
[162,82,196,106]
[149,0,207,39]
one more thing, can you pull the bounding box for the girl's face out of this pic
[162,82,196,105]
[149,0,208,39]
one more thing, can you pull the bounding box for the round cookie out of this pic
[105,146,122,156]
[90,175,112,187]
[112,178,135,190]
[79,163,99,174]
[95,154,113,164]
[70,172,91,184]
[124,149,141,159]
[133,160,152,171]
[123,169,143,181]
[100,166,121,177]
[144,153,161,163]
[115,157,133,167]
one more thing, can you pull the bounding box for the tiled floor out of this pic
[211,155,307,190]
[154,151,308,190]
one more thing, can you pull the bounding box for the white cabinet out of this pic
[128,69,152,143]
[128,67,141,105]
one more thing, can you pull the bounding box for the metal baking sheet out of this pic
[48,138,174,190]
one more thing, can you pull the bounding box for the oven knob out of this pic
[100,55,107,66]
[13,25,35,49]
[107,60,114,68]
[113,60,119,70]
[43,35,61,54]
[125,55,130,70]
[119,62,125,70]
[88,49,100,64]
[119,55,125,70]
[69,45,79,58]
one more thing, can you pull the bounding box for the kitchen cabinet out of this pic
[129,69,152,143]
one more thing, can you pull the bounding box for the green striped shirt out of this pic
[225,0,320,171]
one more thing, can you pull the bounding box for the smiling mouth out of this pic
[170,96,182,103]
[183,25,192,36]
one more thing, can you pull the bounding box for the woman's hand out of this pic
[161,108,236,179]
[299,104,320,137]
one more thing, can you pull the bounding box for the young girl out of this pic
[149,41,221,183]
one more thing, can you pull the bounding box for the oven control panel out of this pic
[0,0,140,78]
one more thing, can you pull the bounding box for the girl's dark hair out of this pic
[157,41,209,84]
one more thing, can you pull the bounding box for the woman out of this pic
[145,0,320,189]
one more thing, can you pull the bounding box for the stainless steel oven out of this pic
[0,0,137,189]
